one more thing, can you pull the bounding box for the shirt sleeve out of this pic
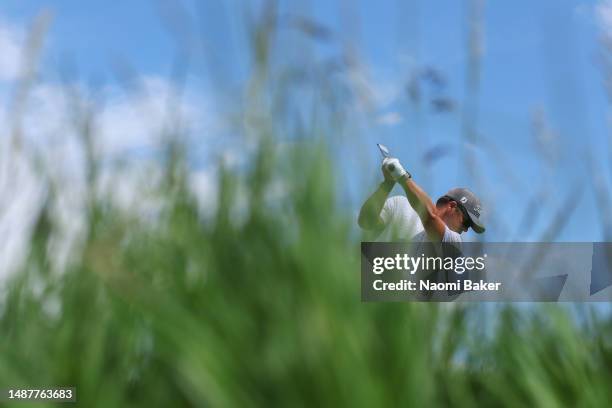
[379,196,397,226]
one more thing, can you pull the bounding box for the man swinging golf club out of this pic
[358,144,485,245]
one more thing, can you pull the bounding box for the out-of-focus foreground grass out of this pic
[2,6,612,408]
[2,139,612,408]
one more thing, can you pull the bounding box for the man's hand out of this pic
[382,157,409,181]
[381,161,395,183]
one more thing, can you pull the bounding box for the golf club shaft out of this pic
[377,144,395,171]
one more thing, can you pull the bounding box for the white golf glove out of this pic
[383,157,409,180]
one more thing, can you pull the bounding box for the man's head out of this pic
[435,188,485,234]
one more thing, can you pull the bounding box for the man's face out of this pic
[445,201,469,234]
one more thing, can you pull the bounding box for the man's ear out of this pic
[448,201,457,209]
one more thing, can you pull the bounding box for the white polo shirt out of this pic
[377,195,462,247]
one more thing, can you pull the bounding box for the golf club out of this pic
[377,143,395,171]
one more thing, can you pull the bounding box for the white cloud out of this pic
[596,1,612,38]
[345,60,407,113]
[0,76,218,280]
[190,168,218,216]
[0,18,23,81]
[0,141,46,281]
[11,77,208,159]
[0,55,217,283]
[97,76,206,156]
[376,111,403,126]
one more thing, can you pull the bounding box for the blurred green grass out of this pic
[1,138,612,408]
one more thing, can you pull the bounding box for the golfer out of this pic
[358,156,485,244]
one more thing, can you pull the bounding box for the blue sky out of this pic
[1,0,612,242]
[3,0,176,78]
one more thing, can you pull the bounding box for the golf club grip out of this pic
[387,163,395,171]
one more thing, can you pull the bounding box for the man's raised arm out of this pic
[383,158,446,241]
[357,165,394,231]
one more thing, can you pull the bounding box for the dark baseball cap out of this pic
[443,187,485,233]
